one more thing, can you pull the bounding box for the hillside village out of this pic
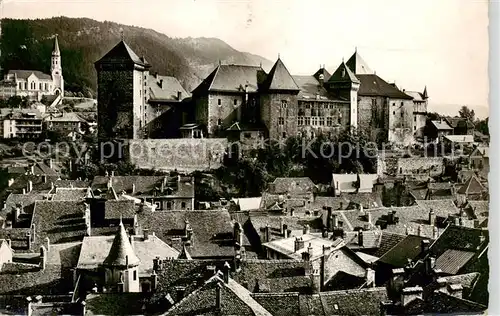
[0,21,491,316]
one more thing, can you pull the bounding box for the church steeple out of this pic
[51,34,64,96]
[52,34,60,56]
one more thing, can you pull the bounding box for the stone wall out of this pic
[261,92,299,140]
[388,98,414,145]
[97,68,134,140]
[127,138,228,172]
[358,96,389,142]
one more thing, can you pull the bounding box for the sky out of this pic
[1,0,490,117]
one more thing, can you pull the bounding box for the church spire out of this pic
[52,34,60,56]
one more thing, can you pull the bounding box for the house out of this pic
[331,173,379,195]
[44,112,85,135]
[456,175,487,203]
[442,134,475,149]
[444,116,475,135]
[76,222,179,293]
[430,120,453,142]
[91,175,195,211]
[0,108,43,139]
[469,146,489,173]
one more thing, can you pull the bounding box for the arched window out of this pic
[166,201,172,210]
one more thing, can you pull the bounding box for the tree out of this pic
[459,106,475,122]
[476,117,489,136]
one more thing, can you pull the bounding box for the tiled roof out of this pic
[319,287,388,315]
[293,75,333,100]
[264,58,300,91]
[103,221,140,268]
[435,249,475,274]
[252,293,300,316]
[249,215,323,243]
[430,225,488,259]
[85,293,146,316]
[7,70,52,80]
[378,235,432,267]
[339,192,383,209]
[77,234,178,275]
[163,273,272,316]
[444,117,475,129]
[444,135,475,143]
[470,146,489,158]
[431,120,453,130]
[371,231,406,257]
[357,74,413,99]
[424,290,487,314]
[2,192,46,224]
[271,177,316,195]
[262,234,344,261]
[458,176,485,195]
[92,175,194,198]
[346,51,374,75]
[404,91,425,101]
[95,40,149,67]
[193,64,265,94]
[428,272,480,292]
[104,200,137,219]
[312,67,331,82]
[148,74,190,101]
[233,259,306,292]
[327,62,359,84]
[0,263,72,295]
[415,199,459,219]
[465,200,489,218]
[52,188,87,201]
[137,210,236,258]
[256,275,310,293]
[44,112,84,123]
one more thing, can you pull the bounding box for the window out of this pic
[414,116,417,122]
[181,202,186,209]
[234,99,237,106]
[393,103,396,107]
[304,117,311,125]
[282,132,287,138]
[305,103,311,109]
[312,117,318,126]
[372,98,376,107]
[218,99,222,106]
[278,117,285,125]
[218,119,222,126]
[133,270,137,281]
[298,117,304,126]
[401,112,404,118]
[39,83,42,90]
[18,82,22,89]
[244,132,252,138]
[319,117,325,126]
[327,117,333,126]
[24,82,27,90]
[401,102,404,106]
[393,111,395,115]
[324,104,328,109]
[329,103,334,109]
[414,126,416,131]
[166,201,172,210]
[338,117,342,124]
[281,100,288,109]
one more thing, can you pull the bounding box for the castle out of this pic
[95,40,428,155]
[0,35,64,101]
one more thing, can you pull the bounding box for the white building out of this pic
[1,35,64,101]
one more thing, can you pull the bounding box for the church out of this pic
[0,35,64,101]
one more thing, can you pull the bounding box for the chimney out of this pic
[13,206,21,226]
[322,228,328,238]
[421,240,430,254]
[311,269,321,293]
[223,261,230,283]
[185,220,193,245]
[216,282,222,311]
[31,223,36,243]
[151,270,158,290]
[48,159,53,169]
[159,79,163,88]
[26,233,32,250]
[417,224,423,237]
[264,225,270,242]
[177,91,182,100]
[132,183,136,195]
[283,224,288,238]
[45,237,50,252]
[435,277,448,293]
[8,178,14,187]
[40,245,47,270]
[401,286,423,306]
[367,212,372,225]
[81,301,86,316]
[294,237,305,252]
[447,284,463,298]
[390,268,405,295]
[143,229,149,241]
[30,165,35,175]
[365,267,375,287]
[358,230,364,247]
[26,297,33,316]
[84,203,91,236]
[22,188,26,195]
[425,256,436,276]
[303,224,310,235]
[279,217,284,234]
[27,180,33,193]
[433,226,439,239]
[429,209,436,225]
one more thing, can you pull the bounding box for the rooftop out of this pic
[262,233,344,260]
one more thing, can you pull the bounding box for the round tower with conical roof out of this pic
[102,220,140,292]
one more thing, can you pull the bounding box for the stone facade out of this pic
[358,96,389,143]
[261,92,298,140]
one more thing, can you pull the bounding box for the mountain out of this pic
[0,17,273,96]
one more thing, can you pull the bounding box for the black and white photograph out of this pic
[0,0,492,315]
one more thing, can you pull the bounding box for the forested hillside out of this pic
[0,17,272,96]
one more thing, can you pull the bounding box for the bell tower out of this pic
[51,34,64,96]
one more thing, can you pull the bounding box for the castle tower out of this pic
[260,56,300,141]
[51,34,64,96]
[102,220,140,292]
[327,61,360,129]
[94,39,151,141]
